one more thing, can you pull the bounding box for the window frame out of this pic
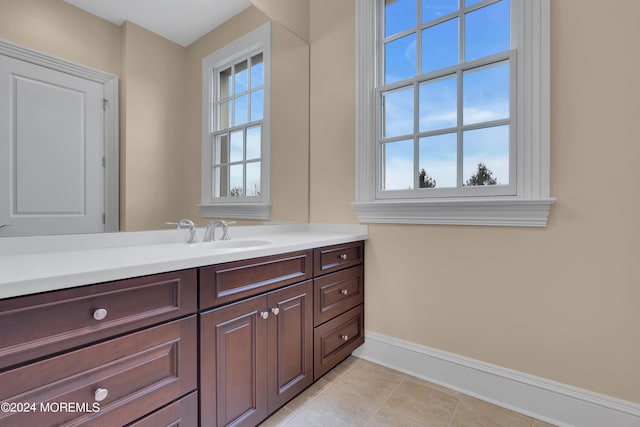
[354,0,554,227]
[200,22,271,220]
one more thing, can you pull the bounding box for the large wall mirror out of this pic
[0,0,310,237]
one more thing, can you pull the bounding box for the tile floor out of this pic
[260,356,557,427]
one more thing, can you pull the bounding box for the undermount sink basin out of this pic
[197,239,272,249]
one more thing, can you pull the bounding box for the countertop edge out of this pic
[0,224,367,300]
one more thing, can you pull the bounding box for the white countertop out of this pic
[0,223,368,299]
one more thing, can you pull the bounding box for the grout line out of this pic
[364,374,408,426]
[448,397,462,427]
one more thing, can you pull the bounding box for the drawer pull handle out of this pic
[94,388,109,402]
[339,253,348,260]
[93,308,108,321]
[340,289,349,296]
[271,307,280,316]
[341,335,349,342]
[260,311,269,320]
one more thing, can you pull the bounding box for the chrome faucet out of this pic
[203,220,234,242]
[164,219,198,243]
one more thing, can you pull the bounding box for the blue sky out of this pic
[382,0,510,190]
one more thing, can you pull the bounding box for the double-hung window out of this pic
[201,23,271,220]
[355,0,554,226]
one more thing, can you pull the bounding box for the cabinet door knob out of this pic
[271,307,280,316]
[339,253,348,260]
[340,289,349,296]
[93,308,108,321]
[260,311,269,320]
[341,335,349,342]
[94,388,109,402]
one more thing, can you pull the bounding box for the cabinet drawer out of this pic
[0,269,197,370]
[0,316,197,427]
[127,392,198,427]
[314,266,364,327]
[313,241,364,276]
[314,305,364,380]
[200,250,313,309]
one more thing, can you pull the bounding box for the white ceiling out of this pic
[63,0,253,47]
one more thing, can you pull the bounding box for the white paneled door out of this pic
[0,53,106,237]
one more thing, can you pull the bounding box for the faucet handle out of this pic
[164,219,196,229]
[165,219,198,244]
[220,220,236,240]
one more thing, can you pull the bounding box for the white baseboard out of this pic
[352,330,640,427]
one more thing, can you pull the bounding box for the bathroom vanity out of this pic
[0,224,366,426]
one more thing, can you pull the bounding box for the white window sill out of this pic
[199,203,271,220]
[352,197,556,227]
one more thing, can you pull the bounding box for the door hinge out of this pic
[102,157,106,168]
[102,214,106,225]
[103,98,108,111]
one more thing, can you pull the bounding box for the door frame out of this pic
[0,39,119,232]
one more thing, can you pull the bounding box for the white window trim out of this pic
[200,23,272,220]
[354,0,555,227]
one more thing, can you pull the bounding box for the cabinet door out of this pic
[267,281,313,412]
[200,296,269,427]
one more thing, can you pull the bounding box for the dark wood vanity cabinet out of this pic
[0,240,364,427]
[199,242,364,426]
[0,270,199,427]
[313,241,365,380]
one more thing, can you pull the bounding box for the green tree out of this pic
[465,163,497,186]
[418,169,436,188]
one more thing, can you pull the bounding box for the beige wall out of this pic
[0,0,121,76]
[309,0,640,404]
[119,22,187,230]
[251,0,310,43]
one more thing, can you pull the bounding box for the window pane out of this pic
[422,0,458,24]
[463,125,509,186]
[230,129,243,163]
[384,33,417,84]
[465,0,510,62]
[214,134,228,165]
[246,125,261,160]
[246,162,261,196]
[214,165,228,198]
[383,139,414,190]
[234,60,248,94]
[251,90,263,121]
[422,17,458,74]
[234,95,248,126]
[419,74,457,132]
[463,61,509,125]
[385,0,416,38]
[219,101,230,130]
[220,67,232,99]
[251,53,263,88]
[383,86,414,138]
[419,133,457,188]
[230,164,244,196]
